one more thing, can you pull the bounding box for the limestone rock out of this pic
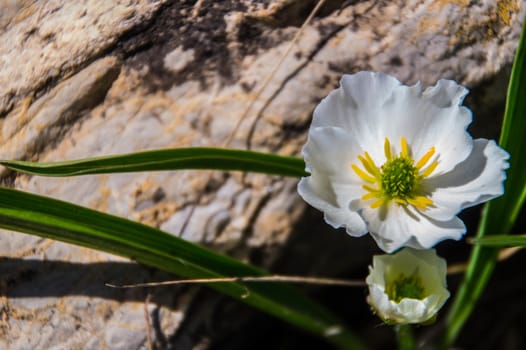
[0,1,524,349]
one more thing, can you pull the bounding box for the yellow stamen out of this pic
[407,196,434,209]
[358,153,380,178]
[361,192,378,200]
[384,138,392,160]
[371,199,385,208]
[394,198,407,205]
[364,152,380,176]
[401,137,409,157]
[362,184,380,193]
[351,164,376,183]
[420,161,439,177]
[416,147,435,169]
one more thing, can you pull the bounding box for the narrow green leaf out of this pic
[444,16,526,346]
[0,148,307,178]
[471,235,526,247]
[395,325,416,350]
[0,187,363,350]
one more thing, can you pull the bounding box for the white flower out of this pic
[366,248,450,324]
[298,72,509,252]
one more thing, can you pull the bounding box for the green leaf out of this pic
[471,235,526,247]
[0,187,363,350]
[395,325,416,350]
[0,148,307,178]
[444,16,526,346]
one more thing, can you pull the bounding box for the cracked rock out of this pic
[0,1,524,349]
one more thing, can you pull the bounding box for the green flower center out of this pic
[351,137,438,210]
[381,157,417,200]
[385,272,425,303]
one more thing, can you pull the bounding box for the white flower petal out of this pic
[298,177,367,235]
[423,79,469,108]
[327,209,368,236]
[375,80,473,172]
[404,212,466,250]
[357,204,466,252]
[425,139,510,220]
[357,205,414,253]
[405,211,466,249]
[312,72,406,162]
[299,126,368,235]
[366,261,385,285]
[312,72,402,131]
[396,299,427,322]
[411,294,449,323]
[302,126,362,179]
[313,73,474,171]
[368,285,392,318]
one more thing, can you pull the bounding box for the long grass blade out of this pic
[444,16,526,346]
[0,187,363,350]
[0,148,307,178]
[470,235,526,247]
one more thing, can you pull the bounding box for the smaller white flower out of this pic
[366,248,450,325]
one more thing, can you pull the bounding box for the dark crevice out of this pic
[228,183,274,258]
[271,121,310,153]
[167,288,224,350]
[237,0,358,57]
[119,0,246,92]
[247,0,356,28]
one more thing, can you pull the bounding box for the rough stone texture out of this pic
[0,0,524,349]
[0,0,165,117]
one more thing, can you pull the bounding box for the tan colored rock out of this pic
[0,0,524,349]
[0,56,121,163]
[0,0,165,116]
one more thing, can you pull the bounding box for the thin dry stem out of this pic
[144,294,153,350]
[447,246,522,275]
[223,0,327,147]
[106,274,366,289]
[191,0,205,19]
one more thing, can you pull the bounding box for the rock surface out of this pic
[0,0,524,349]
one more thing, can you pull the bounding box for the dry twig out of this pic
[107,274,366,289]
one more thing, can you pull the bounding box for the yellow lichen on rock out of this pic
[498,0,520,27]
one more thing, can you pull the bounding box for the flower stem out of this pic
[395,325,416,350]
